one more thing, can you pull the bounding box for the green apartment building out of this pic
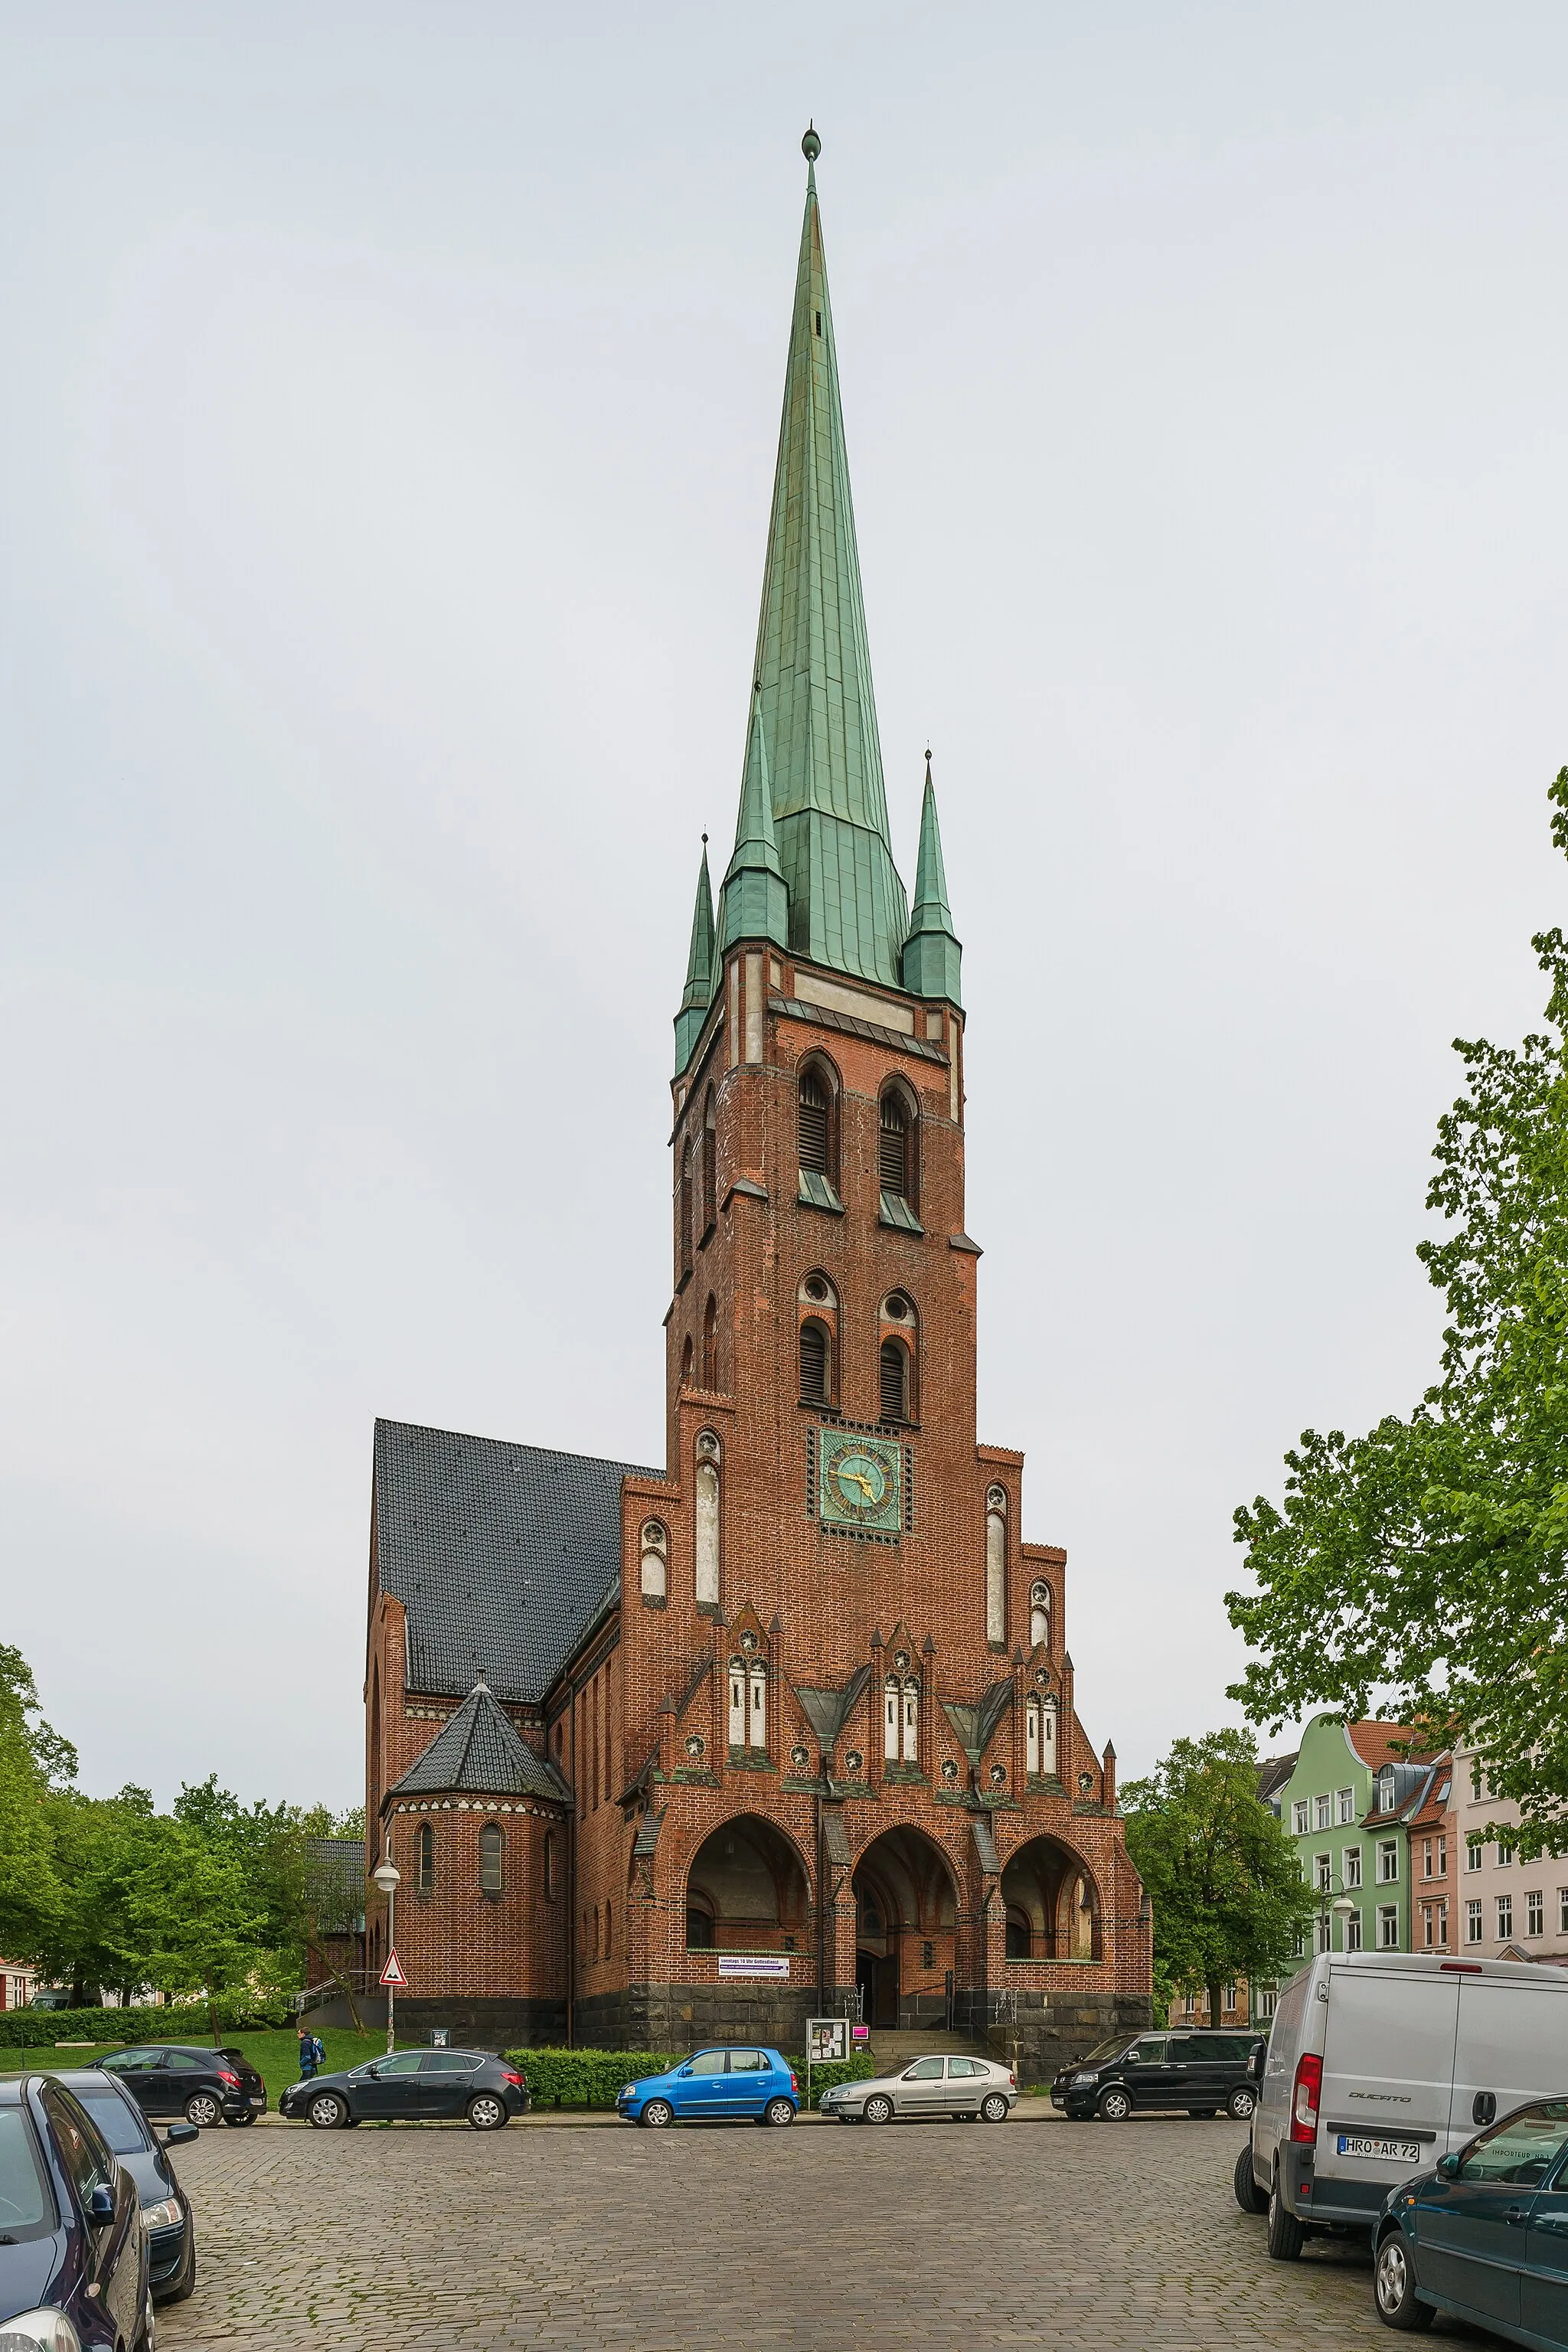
[1271,1716,1449,2001]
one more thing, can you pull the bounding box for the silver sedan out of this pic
[820,2053,1018,2125]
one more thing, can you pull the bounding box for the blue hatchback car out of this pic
[617,2047,800,2128]
[1372,2096,1568,2347]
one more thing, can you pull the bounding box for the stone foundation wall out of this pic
[321,1993,567,2049]
[953,1988,1152,2086]
[577,1981,825,2055]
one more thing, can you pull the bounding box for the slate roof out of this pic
[303,1838,367,1936]
[372,1418,660,1706]
[387,1679,571,1803]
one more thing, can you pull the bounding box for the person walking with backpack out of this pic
[297,2024,325,2080]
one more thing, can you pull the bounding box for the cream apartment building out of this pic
[1454,1749,1568,1964]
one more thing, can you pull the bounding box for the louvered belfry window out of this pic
[799,1068,831,1175]
[702,1094,717,1234]
[799,1319,828,1404]
[679,1140,694,1275]
[879,1093,910,1197]
[880,1338,908,1423]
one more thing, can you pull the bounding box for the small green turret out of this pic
[900,753,962,1007]
[674,838,717,1073]
[718,688,789,956]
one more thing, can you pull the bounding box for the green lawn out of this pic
[2,2028,387,2092]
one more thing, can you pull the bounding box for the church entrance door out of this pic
[851,1824,959,2030]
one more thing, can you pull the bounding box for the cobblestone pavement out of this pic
[158,2112,1512,2351]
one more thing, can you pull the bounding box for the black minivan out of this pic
[1051,2027,1264,2121]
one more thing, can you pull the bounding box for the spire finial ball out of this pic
[802,125,821,162]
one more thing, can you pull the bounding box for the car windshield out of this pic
[1077,2037,1133,2066]
[0,2109,57,2237]
[69,2089,149,2156]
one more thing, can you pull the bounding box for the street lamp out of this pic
[371,1849,401,2056]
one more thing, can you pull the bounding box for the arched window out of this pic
[985,1487,1008,1646]
[1005,1906,1031,1959]
[902,1679,919,1764]
[748,1662,766,1752]
[878,1085,917,1210]
[543,1830,557,1900]
[884,1674,919,1762]
[639,1519,668,1603]
[799,1318,829,1403]
[680,1334,694,1388]
[701,1295,718,1391]
[694,1431,721,1607]
[701,1091,717,1237]
[416,1821,434,1894]
[799,1064,832,1176]
[884,1674,900,1762]
[1025,1694,1057,1779]
[679,1138,694,1278]
[479,1823,504,1895]
[685,1902,715,1951]
[880,1338,910,1424]
[728,1658,746,1749]
[1030,1580,1050,1650]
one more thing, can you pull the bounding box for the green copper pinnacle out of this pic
[901,752,963,1006]
[718,687,789,955]
[674,838,717,1071]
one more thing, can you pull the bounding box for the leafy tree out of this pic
[1229,771,1568,1836]
[0,1647,70,1961]
[122,1821,273,2042]
[1122,1730,1316,2027]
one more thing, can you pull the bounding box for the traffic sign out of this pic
[379,1949,407,1988]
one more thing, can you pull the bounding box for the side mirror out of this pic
[364,2065,380,2079]
[88,2184,116,2224]
[677,2065,694,2078]
[1436,2151,1460,2180]
[164,2123,200,2147]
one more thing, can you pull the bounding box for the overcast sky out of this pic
[4,3,1566,1811]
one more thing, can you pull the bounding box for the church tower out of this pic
[364,131,1149,2073]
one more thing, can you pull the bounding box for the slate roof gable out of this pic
[388,1680,571,1804]
[372,1417,659,1706]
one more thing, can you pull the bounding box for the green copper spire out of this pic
[901,751,962,1006]
[674,838,717,1072]
[748,129,909,988]
[719,687,789,953]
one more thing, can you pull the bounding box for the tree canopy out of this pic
[1229,771,1568,1835]
[1121,1730,1315,2024]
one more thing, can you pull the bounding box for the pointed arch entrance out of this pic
[852,1824,959,2030]
[1000,1836,1100,1961]
[684,1814,811,1956]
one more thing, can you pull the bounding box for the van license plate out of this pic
[1337,2133,1421,2162]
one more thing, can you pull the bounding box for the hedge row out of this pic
[0,1999,293,2051]
[501,2047,880,2110]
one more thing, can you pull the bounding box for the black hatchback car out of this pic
[1052,2027,1265,2121]
[57,2067,200,2303]
[279,2048,529,2129]
[96,2041,266,2126]
[0,2071,151,2349]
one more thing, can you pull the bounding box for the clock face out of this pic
[818,1431,902,1535]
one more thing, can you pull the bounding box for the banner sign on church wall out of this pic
[717,1954,792,1979]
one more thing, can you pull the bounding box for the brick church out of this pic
[363,132,1152,2069]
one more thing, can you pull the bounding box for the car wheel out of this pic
[1266,2172,1308,2261]
[764,2096,795,2127]
[639,2099,675,2129]
[184,2092,223,2128]
[307,2091,348,2130]
[1374,2228,1435,2331]
[980,2092,1011,2123]
[1227,2086,1257,2121]
[863,2094,895,2125]
[467,2093,508,2131]
[1096,2087,1132,2121]
[1233,2141,1268,2215]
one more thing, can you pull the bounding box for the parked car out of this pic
[277,2048,529,2129]
[1052,2027,1263,2122]
[616,2047,800,2127]
[820,2053,1016,2124]
[1243,1952,1568,2261]
[0,2071,152,2350]
[56,2066,200,2305]
[1370,2096,1568,2346]
[96,2041,266,2127]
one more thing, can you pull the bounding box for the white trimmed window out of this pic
[1527,1890,1544,1938]
[1465,1900,1483,1944]
[728,1661,746,1750]
[1292,1800,1309,1836]
[1497,1895,1513,1939]
[1315,1853,1332,1893]
[1344,1844,1362,1890]
[1316,1794,1331,1831]
[1377,1840,1399,1883]
[1337,1788,1354,1824]
[1377,1906,1400,1949]
[1344,1907,1363,1952]
[1465,1837,1483,1873]
[748,1664,766,1753]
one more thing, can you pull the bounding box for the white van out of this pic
[1240,1952,1568,2259]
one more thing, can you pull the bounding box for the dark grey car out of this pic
[278,2048,530,2129]
[58,2067,199,2303]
